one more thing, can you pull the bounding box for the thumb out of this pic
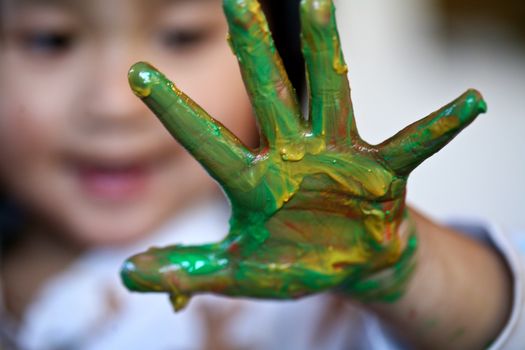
[120,243,234,311]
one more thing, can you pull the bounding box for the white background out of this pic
[336,0,525,229]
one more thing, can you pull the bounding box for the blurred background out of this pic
[336,0,525,229]
[0,1,523,348]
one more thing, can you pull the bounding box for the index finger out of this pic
[129,62,255,188]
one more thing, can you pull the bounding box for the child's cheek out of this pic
[0,95,64,204]
[0,61,71,171]
[0,102,52,171]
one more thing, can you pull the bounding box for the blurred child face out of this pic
[0,0,255,246]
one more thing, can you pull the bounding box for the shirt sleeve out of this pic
[447,218,525,350]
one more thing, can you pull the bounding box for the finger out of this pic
[128,62,254,188]
[378,89,487,175]
[300,0,357,145]
[121,244,235,311]
[223,0,303,147]
[120,242,346,303]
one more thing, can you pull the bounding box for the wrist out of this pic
[366,209,512,349]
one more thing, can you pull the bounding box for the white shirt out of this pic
[1,201,524,350]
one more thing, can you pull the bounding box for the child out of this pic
[0,0,523,349]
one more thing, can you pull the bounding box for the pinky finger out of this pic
[378,89,487,175]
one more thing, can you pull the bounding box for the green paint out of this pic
[121,0,486,311]
[342,230,418,303]
[378,89,487,176]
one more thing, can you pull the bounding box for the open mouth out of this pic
[70,160,155,202]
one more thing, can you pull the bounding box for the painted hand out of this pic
[121,0,487,311]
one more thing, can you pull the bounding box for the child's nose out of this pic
[82,53,151,132]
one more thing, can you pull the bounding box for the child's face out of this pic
[0,0,255,245]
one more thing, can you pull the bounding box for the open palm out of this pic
[121,0,486,311]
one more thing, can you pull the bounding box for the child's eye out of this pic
[159,28,210,51]
[20,31,76,56]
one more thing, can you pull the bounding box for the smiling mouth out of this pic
[65,156,159,202]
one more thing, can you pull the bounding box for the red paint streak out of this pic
[282,220,312,241]
[283,220,301,231]
[257,145,271,157]
[385,224,392,241]
[228,242,240,254]
[337,104,349,140]
[332,261,351,270]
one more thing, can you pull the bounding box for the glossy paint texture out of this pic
[121,0,486,311]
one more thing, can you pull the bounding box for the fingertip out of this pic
[120,254,167,292]
[464,89,488,116]
[120,260,142,291]
[477,98,488,114]
[128,61,162,98]
[300,0,333,26]
[222,0,236,15]
[223,0,243,13]
[223,0,253,26]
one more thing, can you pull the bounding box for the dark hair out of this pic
[261,0,306,100]
[0,191,24,246]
